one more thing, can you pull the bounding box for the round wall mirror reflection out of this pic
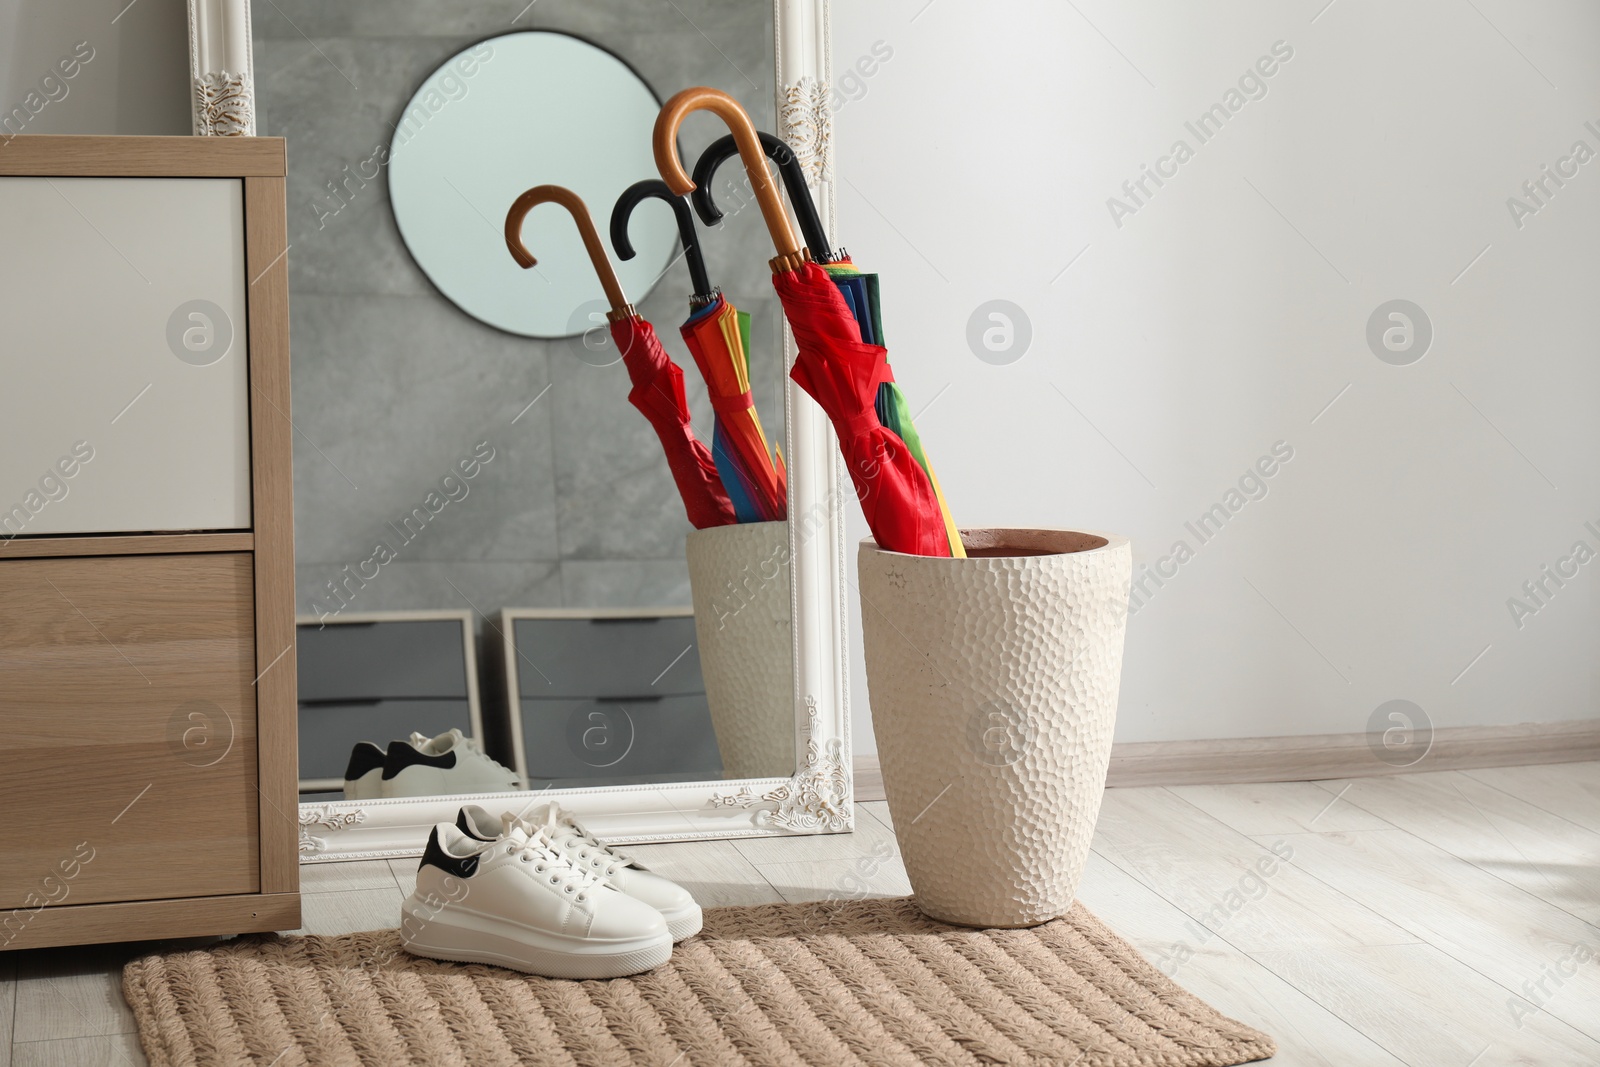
[388,31,676,338]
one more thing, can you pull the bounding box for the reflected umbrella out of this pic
[612,180,786,523]
[504,184,735,529]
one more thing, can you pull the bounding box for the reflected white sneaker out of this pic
[380,730,519,798]
[342,742,386,800]
[399,822,671,979]
[457,803,703,942]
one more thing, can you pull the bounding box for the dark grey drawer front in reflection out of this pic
[518,695,721,781]
[512,616,704,698]
[298,698,475,784]
[297,619,469,702]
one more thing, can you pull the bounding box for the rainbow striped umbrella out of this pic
[691,127,961,556]
[680,294,786,523]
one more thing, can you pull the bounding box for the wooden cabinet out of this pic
[0,137,298,951]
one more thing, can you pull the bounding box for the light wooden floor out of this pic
[5,762,1598,1066]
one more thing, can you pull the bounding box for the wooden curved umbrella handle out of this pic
[504,184,633,318]
[653,87,806,271]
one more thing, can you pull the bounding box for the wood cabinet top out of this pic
[0,135,286,177]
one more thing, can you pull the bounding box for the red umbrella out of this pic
[612,181,786,524]
[774,260,955,556]
[653,89,961,557]
[504,185,735,530]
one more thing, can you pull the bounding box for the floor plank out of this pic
[1168,780,1395,836]
[731,810,898,866]
[12,946,139,1044]
[621,840,786,908]
[1267,828,1600,1043]
[1314,770,1600,924]
[11,1033,146,1067]
[857,800,894,830]
[754,855,913,905]
[1093,787,1420,952]
[1251,943,1600,1066]
[747,802,912,904]
[0,955,13,1067]
[388,858,419,898]
[297,859,400,895]
[1463,761,1600,835]
[1076,852,1409,1066]
[290,887,404,938]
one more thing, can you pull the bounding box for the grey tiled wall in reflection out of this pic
[254,1,781,621]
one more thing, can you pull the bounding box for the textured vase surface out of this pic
[686,521,794,780]
[859,528,1132,927]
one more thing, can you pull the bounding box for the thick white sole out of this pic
[342,770,382,801]
[382,766,512,799]
[398,895,672,979]
[661,903,703,942]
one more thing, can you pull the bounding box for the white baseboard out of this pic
[852,719,1600,799]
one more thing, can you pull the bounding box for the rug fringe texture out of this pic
[122,896,1275,1066]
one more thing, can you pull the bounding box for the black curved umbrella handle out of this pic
[610,180,714,300]
[691,131,835,262]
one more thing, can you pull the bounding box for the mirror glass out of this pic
[388,32,677,338]
[252,6,795,812]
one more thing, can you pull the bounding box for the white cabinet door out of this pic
[0,177,252,536]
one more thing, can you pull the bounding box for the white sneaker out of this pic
[399,822,671,979]
[457,803,704,942]
[342,742,386,800]
[380,730,520,798]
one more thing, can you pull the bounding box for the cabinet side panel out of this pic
[244,175,299,894]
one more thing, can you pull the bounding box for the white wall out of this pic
[834,0,1600,751]
[0,0,189,137]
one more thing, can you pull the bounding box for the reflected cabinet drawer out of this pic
[0,554,260,911]
[517,695,722,783]
[297,616,472,702]
[0,177,251,536]
[511,614,704,698]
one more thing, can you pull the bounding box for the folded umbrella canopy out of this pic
[664,95,963,557]
[612,181,786,524]
[504,184,735,530]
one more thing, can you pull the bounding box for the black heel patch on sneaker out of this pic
[419,826,480,880]
[343,742,386,782]
[383,741,457,780]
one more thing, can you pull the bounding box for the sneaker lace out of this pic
[500,825,601,900]
[538,805,633,879]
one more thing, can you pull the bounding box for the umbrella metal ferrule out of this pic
[606,305,638,323]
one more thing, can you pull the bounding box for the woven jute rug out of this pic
[123,897,1275,1066]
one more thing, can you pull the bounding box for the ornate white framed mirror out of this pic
[220,1,849,861]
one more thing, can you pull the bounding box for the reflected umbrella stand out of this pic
[593,183,792,780]
[664,94,963,558]
[611,180,787,525]
[504,184,736,530]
